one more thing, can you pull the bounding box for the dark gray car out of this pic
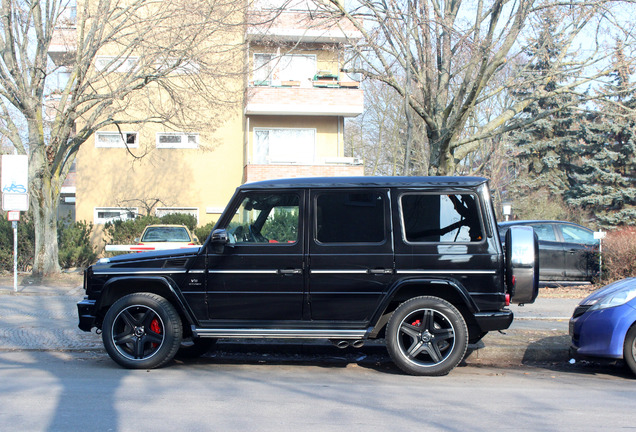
[499,220,599,285]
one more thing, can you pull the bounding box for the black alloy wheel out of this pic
[386,296,468,376]
[102,293,182,369]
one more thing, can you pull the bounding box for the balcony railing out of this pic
[247,10,361,43]
[245,84,363,117]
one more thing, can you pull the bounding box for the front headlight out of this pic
[586,285,636,310]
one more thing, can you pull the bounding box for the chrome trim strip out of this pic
[93,270,187,275]
[310,270,368,274]
[396,270,497,275]
[207,270,279,274]
[188,269,205,274]
[192,328,366,338]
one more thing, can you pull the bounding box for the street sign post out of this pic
[2,155,29,292]
[594,231,607,281]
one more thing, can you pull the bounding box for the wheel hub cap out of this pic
[134,326,145,338]
[421,330,432,343]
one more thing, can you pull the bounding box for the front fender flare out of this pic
[96,275,198,328]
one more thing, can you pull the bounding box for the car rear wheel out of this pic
[624,325,636,377]
[386,296,468,376]
[102,293,182,369]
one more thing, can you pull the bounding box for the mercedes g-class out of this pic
[77,176,538,375]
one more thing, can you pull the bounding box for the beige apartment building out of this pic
[50,1,364,242]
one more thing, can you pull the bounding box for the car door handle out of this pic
[368,269,394,275]
[278,269,302,275]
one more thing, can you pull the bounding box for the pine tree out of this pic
[566,42,636,227]
[507,10,585,210]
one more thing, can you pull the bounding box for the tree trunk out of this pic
[32,194,61,276]
[28,126,62,276]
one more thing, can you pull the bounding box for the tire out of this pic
[175,337,217,359]
[102,293,183,369]
[624,325,636,377]
[386,296,468,376]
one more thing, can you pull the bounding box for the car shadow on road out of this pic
[521,335,635,379]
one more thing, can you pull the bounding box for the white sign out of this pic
[1,155,29,211]
[594,231,607,240]
[1,155,28,193]
[2,193,29,211]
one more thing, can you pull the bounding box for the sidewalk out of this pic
[0,283,579,367]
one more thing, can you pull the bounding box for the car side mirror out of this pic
[210,229,230,253]
[211,229,229,243]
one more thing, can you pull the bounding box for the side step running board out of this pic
[192,327,367,339]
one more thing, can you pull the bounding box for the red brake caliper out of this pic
[412,319,421,326]
[150,318,162,348]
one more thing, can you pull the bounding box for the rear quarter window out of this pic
[400,193,484,243]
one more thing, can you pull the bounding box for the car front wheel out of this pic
[386,296,468,376]
[624,325,636,377]
[102,293,182,369]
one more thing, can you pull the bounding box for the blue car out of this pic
[570,278,636,376]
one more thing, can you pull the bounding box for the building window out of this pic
[253,53,316,84]
[95,131,138,148]
[94,207,138,224]
[155,207,199,223]
[95,56,138,73]
[254,128,315,164]
[156,133,199,149]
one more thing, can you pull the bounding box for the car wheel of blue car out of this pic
[624,325,636,377]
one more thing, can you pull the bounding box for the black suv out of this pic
[78,177,538,375]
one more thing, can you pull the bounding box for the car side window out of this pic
[228,193,299,244]
[401,193,483,243]
[530,224,557,242]
[315,191,385,243]
[561,225,597,245]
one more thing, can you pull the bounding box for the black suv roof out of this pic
[241,176,489,190]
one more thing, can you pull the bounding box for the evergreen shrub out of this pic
[0,214,35,271]
[194,221,216,243]
[57,218,98,268]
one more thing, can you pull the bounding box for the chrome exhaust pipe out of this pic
[351,340,364,349]
[331,340,350,349]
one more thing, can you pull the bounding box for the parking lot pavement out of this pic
[0,283,578,367]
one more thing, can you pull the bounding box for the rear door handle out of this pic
[278,269,302,275]
[368,269,393,275]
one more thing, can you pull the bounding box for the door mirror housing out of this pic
[210,229,230,253]
[211,229,229,243]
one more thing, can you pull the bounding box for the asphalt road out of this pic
[0,350,634,432]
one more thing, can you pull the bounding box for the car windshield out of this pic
[141,227,191,242]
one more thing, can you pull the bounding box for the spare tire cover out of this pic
[505,226,539,304]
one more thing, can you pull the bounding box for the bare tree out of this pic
[345,80,428,175]
[322,0,635,175]
[0,0,249,275]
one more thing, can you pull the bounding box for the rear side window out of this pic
[560,224,597,245]
[401,193,483,243]
[530,224,557,241]
[316,192,385,243]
